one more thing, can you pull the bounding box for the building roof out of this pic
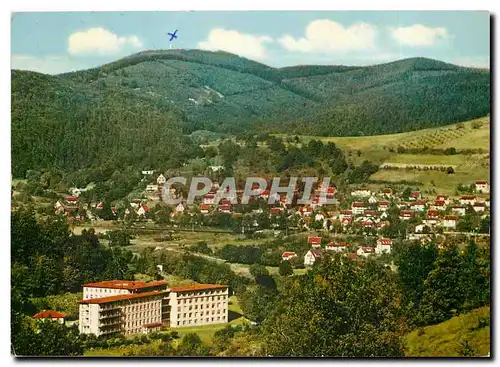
[309,250,323,258]
[33,310,66,319]
[326,242,347,247]
[352,202,365,207]
[83,280,168,290]
[169,284,228,293]
[476,180,488,185]
[282,251,297,257]
[378,238,393,245]
[444,215,458,220]
[308,236,322,244]
[79,290,167,305]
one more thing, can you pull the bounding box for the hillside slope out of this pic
[405,306,490,357]
[11,50,490,176]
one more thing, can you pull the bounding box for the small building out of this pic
[351,202,366,215]
[325,242,348,252]
[307,236,322,248]
[410,201,426,212]
[435,195,450,205]
[376,238,392,254]
[200,203,210,214]
[351,187,371,198]
[459,195,476,206]
[137,205,150,217]
[409,192,421,201]
[473,203,486,213]
[146,184,158,194]
[304,250,322,266]
[451,206,466,216]
[475,180,489,194]
[339,210,353,220]
[142,170,155,176]
[282,251,297,261]
[378,201,390,212]
[356,246,375,258]
[443,215,458,229]
[381,188,393,198]
[157,174,167,186]
[399,210,415,220]
[368,195,378,204]
[431,200,447,211]
[33,310,66,324]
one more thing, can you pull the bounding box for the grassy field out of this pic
[405,306,490,357]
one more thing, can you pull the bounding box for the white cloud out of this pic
[197,28,273,60]
[68,27,143,55]
[11,54,90,75]
[278,19,376,53]
[390,24,449,47]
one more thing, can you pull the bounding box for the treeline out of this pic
[390,146,487,155]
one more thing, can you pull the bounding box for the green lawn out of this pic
[405,306,490,357]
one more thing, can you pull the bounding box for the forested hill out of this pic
[12,49,490,176]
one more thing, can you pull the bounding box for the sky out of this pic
[11,11,490,74]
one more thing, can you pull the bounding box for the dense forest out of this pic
[12,50,490,177]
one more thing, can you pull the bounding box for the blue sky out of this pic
[11,11,490,74]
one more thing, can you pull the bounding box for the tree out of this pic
[418,245,465,325]
[262,254,405,356]
[176,333,210,356]
[447,167,455,175]
[279,260,293,276]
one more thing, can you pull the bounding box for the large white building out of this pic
[78,280,228,337]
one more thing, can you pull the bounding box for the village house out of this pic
[364,210,377,218]
[368,195,378,204]
[451,206,467,216]
[435,195,451,205]
[202,193,215,205]
[33,310,66,325]
[219,203,232,213]
[376,238,392,254]
[473,203,486,213]
[409,191,422,201]
[157,174,166,186]
[351,202,366,215]
[173,202,186,216]
[459,195,476,206]
[356,246,375,258]
[325,242,348,253]
[410,201,426,212]
[146,184,158,194]
[271,207,284,215]
[299,205,313,216]
[443,215,458,229]
[341,217,353,227]
[399,210,415,220]
[282,251,297,261]
[137,205,150,217]
[376,220,390,230]
[431,200,447,211]
[65,196,79,204]
[415,224,427,233]
[304,250,323,266]
[339,210,353,220]
[423,210,440,226]
[200,203,210,214]
[351,187,371,198]
[379,211,389,220]
[380,188,393,198]
[378,201,390,212]
[307,236,322,249]
[142,170,155,176]
[475,180,489,194]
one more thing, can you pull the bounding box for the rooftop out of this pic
[83,280,168,290]
[80,290,167,305]
[169,284,228,293]
[33,310,66,319]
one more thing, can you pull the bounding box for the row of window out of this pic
[125,318,159,329]
[176,316,226,326]
[178,296,226,304]
[179,290,225,298]
[125,310,160,320]
[180,309,225,318]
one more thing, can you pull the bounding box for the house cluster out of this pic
[283,235,393,267]
[78,280,229,337]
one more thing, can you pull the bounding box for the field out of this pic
[283,117,490,195]
[405,306,490,357]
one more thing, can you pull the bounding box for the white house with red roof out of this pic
[399,210,415,220]
[282,251,297,261]
[65,196,79,204]
[431,200,447,211]
[325,242,348,253]
[33,310,66,324]
[473,203,486,213]
[156,174,166,186]
[409,191,421,201]
[299,205,313,216]
[380,188,393,198]
[351,202,366,215]
[202,193,215,205]
[200,203,210,214]
[304,250,322,266]
[368,195,378,204]
[475,180,489,194]
[410,201,426,212]
[356,246,375,258]
[378,201,390,212]
[219,203,232,213]
[376,238,392,254]
[451,206,467,216]
[443,215,458,229]
[435,195,451,205]
[307,236,322,248]
[351,187,371,198]
[339,210,352,220]
[137,205,150,216]
[459,195,476,206]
